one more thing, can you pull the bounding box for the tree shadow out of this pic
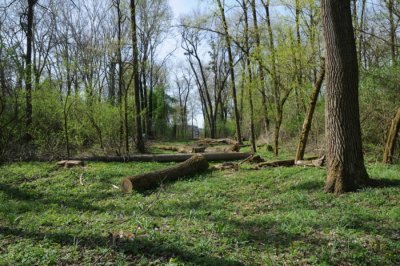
[0,226,242,265]
[0,182,109,213]
[369,177,400,188]
[290,179,324,191]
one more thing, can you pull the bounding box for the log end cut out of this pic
[121,178,133,193]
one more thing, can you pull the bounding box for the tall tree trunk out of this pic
[242,0,256,152]
[386,0,397,63]
[264,0,281,155]
[383,107,400,164]
[114,0,126,153]
[24,0,37,142]
[295,60,325,161]
[130,0,145,153]
[321,0,370,194]
[251,0,270,133]
[216,0,242,144]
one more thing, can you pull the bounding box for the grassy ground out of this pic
[0,159,399,265]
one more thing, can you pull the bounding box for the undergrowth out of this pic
[0,161,399,265]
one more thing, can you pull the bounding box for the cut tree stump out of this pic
[121,154,209,192]
[57,160,85,168]
[69,152,251,163]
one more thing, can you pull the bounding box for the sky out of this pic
[166,0,206,128]
[168,0,201,17]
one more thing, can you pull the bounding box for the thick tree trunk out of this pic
[130,0,145,153]
[383,107,400,164]
[122,154,209,192]
[321,0,371,194]
[295,60,325,161]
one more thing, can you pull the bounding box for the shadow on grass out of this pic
[0,226,242,265]
[0,182,110,213]
[291,180,324,191]
[369,177,400,188]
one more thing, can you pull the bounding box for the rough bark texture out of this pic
[69,152,251,163]
[295,60,325,161]
[321,0,370,194]
[383,107,400,164]
[122,154,209,192]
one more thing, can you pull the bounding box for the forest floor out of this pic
[0,145,399,265]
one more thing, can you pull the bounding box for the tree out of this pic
[321,0,371,194]
[130,0,145,153]
[383,107,400,164]
[216,0,242,144]
[24,0,38,142]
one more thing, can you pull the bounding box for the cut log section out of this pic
[196,138,237,146]
[57,160,85,168]
[122,154,209,192]
[257,156,319,168]
[295,156,325,167]
[70,152,251,163]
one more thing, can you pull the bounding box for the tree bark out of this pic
[130,0,145,153]
[122,154,209,192]
[295,60,325,161]
[321,0,371,194]
[383,107,400,164]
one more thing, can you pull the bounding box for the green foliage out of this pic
[0,161,399,265]
[359,64,400,156]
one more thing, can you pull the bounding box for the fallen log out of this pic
[122,154,209,192]
[57,160,85,168]
[295,156,325,167]
[212,162,239,171]
[257,156,319,168]
[196,138,237,146]
[154,146,190,153]
[69,152,251,163]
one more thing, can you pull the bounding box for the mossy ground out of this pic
[0,157,399,265]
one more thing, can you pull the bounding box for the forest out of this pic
[0,0,399,265]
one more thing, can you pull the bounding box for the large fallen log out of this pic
[69,152,251,163]
[196,138,237,146]
[122,154,209,192]
[295,156,325,167]
[257,156,319,168]
[57,160,85,168]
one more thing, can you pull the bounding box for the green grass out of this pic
[0,161,399,265]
